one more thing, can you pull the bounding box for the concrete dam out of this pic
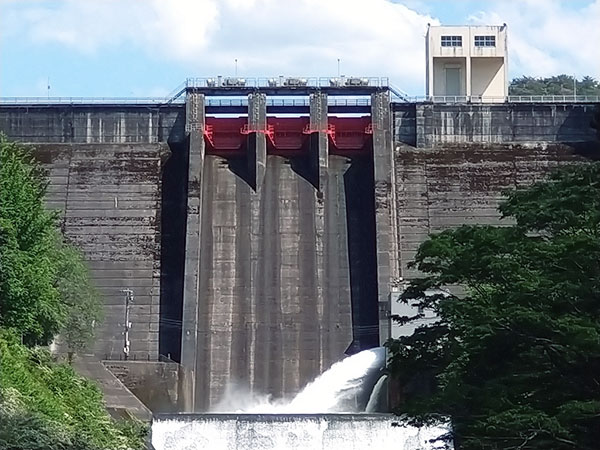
[0,83,597,412]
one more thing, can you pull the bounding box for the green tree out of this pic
[509,75,600,96]
[0,136,65,345]
[53,237,102,358]
[0,136,102,352]
[387,163,600,450]
[0,137,144,448]
[0,331,147,450]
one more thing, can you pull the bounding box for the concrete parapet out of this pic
[0,105,185,144]
[412,102,598,148]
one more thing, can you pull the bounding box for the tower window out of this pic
[441,35,462,47]
[474,35,496,47]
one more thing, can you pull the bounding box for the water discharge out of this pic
[152,349,450,450]
[212,348,386,413]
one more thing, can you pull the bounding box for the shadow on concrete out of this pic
[159,140,188,363]
[344,155,379,354]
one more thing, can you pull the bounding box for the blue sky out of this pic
[1,0,598,98]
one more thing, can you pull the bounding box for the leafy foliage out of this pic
[387,163,600,450]
[53,238,102,356]
[0,135,101,350]
[0,136,141,449]
[0,332,147,450]
[509,75,600,96]
[0,136,64,345]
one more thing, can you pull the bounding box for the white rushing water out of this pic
[212,348,386,413]
[153,414,449,450]
[152,349,451,450]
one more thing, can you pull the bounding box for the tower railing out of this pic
[407,95,600,103]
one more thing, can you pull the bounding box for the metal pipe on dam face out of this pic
[179,91,391,411]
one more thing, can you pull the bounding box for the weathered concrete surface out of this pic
[104,360,185,413]
[309,92,329,191]
[394,142,594,281]
[372,92,397,344]
[248,93,267,190]
[73,356,152,421]
[0,105,184,143]
[391,103,599,147]
[191,154,359,410]
[411,103,598,147]
[0,105,185,360]
[181,93,205,401]
[34,143,169,359]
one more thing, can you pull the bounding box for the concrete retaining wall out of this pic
[393,142,593,281]
[103,360,186,413]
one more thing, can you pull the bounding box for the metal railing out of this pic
[204,98,372,107]
[2,94,597,106]
[0,97,373,107]
[508,95,600,103]
[185,76,390,89]
[0,96,183,105]
[404,95,600,103]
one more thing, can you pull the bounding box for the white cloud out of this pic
[4,0,437,93]
[468,0,600,78]
[3,0,598,95]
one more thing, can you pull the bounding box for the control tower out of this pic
[426,24,508,102]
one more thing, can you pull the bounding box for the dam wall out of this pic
[0,98,597,411]
[391,102,598,283]
[0,105,185,359]
[393,142,593,282]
